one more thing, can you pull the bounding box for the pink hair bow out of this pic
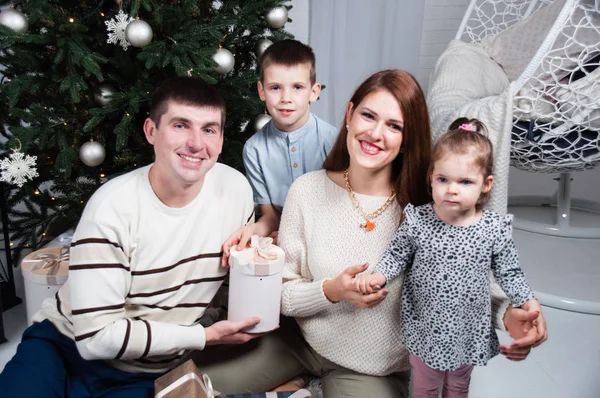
[459,123,474,132]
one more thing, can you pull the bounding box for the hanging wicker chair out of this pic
[428,0,600,238]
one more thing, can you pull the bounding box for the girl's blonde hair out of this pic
[428,117,494,211]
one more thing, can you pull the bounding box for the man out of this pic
[0,76,261,397]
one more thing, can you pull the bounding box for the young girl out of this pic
[353,118,540,398]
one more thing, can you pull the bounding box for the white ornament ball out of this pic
[255,39,273,59]
[94,85,116,107]
[212,48,235,74]
[253,114,272,132]
[79,141,106,167]
[0,9,28,33]
[125,19,153,48]
[265,6,288,29]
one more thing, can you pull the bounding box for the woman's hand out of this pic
[501,301,548,361]
[323,263,388,308]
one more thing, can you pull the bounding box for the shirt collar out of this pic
[270,114,316,143]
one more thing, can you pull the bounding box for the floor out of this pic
[1,206,599,397]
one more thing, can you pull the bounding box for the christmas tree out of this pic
[0,0,292,263]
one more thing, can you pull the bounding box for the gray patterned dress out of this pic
[376,203,535,371]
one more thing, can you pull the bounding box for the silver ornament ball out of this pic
[253,114,272,132]
[212,48,235,74]
[0,9,28,33]
[80,141,106,167]
[265,6,288,29]
[254,39,273,59]
[94,85,116,107]
[125,19,153,47]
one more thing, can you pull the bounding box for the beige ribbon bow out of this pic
[251,235,279,261]
[29,246,70,276]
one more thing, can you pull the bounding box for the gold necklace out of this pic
[343,169,396,231]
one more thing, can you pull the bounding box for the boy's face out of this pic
[257,63,321,132]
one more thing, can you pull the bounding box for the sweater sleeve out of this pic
[279,178,336,318]
[375,204,417,282]
[491,215,535,307]
[69,220,206,361]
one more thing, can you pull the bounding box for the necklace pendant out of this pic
[361,220,376,231]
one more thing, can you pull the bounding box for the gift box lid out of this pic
[21,246,69,285]
[229,235,284,277]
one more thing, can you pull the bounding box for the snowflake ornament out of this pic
[105,10,134,51]
[0,150,39,188]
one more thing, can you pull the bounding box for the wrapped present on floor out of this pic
[224,390,312,398]
[154,360,311,398]
[154,360,222,398]
[228,235,285,333]
[21,245,70,325]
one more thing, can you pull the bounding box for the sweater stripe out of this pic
[72,303,125,315]
[70,263,130,271]
[71,238,124,251]
[142,302,209,311]
[246,208,255,224]
[115,319,131,359]
[55,292,65,318]
[141,320,152,358]
[75,329,101,342]
[136,353,183,364]
[128,275,227,298]
[131,252,222,276]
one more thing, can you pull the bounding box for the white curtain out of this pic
[308,0,426,126]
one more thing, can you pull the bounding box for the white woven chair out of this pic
[455,0,600,238]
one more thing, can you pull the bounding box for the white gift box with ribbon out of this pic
[228,235,285,333]
[21,246,70,325]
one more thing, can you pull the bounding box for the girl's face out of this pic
[430,152,494,217]
[345,90,404,174]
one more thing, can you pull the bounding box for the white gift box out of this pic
[228,236,285,333]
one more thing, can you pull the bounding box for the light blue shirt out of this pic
[243,113,338,208]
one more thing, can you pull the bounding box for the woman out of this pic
[197,69,547,398]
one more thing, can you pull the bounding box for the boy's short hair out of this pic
[149,76,226,129]
[260,39,316,85]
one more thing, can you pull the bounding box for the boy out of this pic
[222,39,337,262]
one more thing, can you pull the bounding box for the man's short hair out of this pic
[260,39,316,85]
[149,76,226,129]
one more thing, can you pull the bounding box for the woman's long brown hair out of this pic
[323,69,432,210]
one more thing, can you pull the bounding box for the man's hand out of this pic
[221,224,256,267]
[204,317,265,345]
[323,263,388,308]
[501,301,547,361]
[520,299,547,347]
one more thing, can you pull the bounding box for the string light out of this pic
[9,242,13,247]
[51,197,56,200]
[100,173,105,178]
[34,190,40,195]
[100,12,105,17]
[63,122,67,125]
[80,200,84,204]
[69,18,75,23]
[42,232,46,236]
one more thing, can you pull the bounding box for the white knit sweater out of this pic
[279,170,510,376]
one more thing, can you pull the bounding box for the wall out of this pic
[282,0,310,44]
[418,0,470,90]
